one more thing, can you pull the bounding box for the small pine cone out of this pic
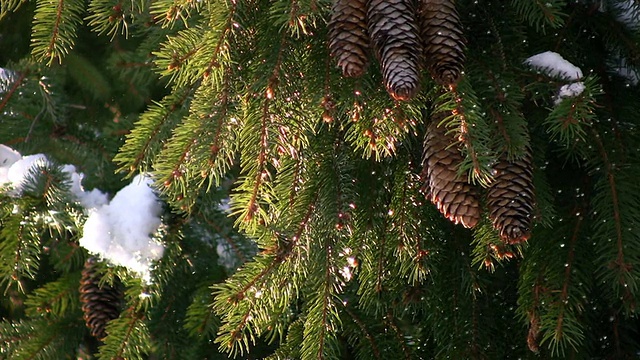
[487,151,535,243]
[328,0,370,78]
[80,258,123,340]
[418,0,466,86]
[421,114,481,228]
[367,0,421,101]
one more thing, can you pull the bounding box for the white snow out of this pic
[0,68,16,93]
[556,83,587,104]
[525,51,583,80]
[0,144,164,281]
[613,1,640,30]
[0,145,23,185]
[525,51,585,103]
[61,165,109,208]
[6,154,50,190]
[79,175,164,282]
[0,147,108,207]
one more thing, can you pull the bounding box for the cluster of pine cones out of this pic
[421,112,535,244]
[328,0,465,100]
[329,0,535,243]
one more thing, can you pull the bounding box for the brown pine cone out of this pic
[421,113,481,228]
[418,0,466,86]
[367,0,422,100]
[79,258,123,340]
[487,151,535,243]
[328,0,370,78]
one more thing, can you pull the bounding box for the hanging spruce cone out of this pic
[328,0,370,78]
[80,258,123,340]
[421,113,481,228]
[367,0,421,101]
[487,151,535,243]
[418,0,466,86]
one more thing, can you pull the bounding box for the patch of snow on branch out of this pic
[0,145,163,281]
[525,51,585,104]
[79,175,164,283]
[525,51,583,80]
[0,145,108,207]
[613,0,640,30]
[557,83,586,101]
[0,68,16,93]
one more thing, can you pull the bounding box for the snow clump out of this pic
[525,51,585,104]
[79,175,164,283]
[0,144,164,281]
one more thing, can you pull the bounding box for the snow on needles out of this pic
[0,145,164,281]
[79,175,164,283]
[525,51,585,104]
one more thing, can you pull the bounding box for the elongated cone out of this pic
[421,113,481,228]
[80,258,123,340]
[487,151,535,243]
[328,0,370,77]
[367,0,421,100]
[419,0,466,86]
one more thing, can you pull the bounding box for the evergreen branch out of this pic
[544,76,600,149]
[154,71,234,211]
[31,0,84,64]
[511,0,567,31]
[64,53,112,101]
[383,312,411,360]
[478,68,529,157]
[341,304,381,360]
[0,220,40,293]
[268,0,321,37]
[86,0,142,38]
[155,1,237,89]
[24,271,81,319]
[114,87,192,175]
[436,81,495,187]
[0,0,28,19]
[194,211,248,265]
[0,70,27,114]
[184,286,220,339]
[98,306,151,360]
[590,129,640,311]
[301,231,342,360]
[471,219,518,272]
[264,319,304,360]
[213,225,307,356]
[343,91,418,160]
[1,317,85,359]
[389,159,440,284]
[149,0,203,27]
[245,99,271,222]
[234,33,289,226]
[547,214,583,355]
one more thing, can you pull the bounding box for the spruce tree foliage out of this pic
[1,0,640,359]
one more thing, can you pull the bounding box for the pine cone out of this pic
[421,113,481,228]
[487,151,535,243]
[367,0,421,101]
[80,258,123,340]
[418,0,466,86]
[328,0,370,78]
